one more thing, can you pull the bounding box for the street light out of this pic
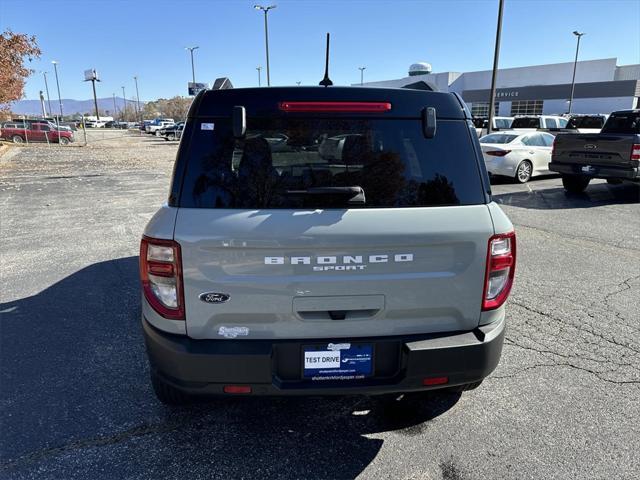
[358,66,366,85]
[134,76,142,122]
[51,60,63,120]
[112,93,118,118]
[121,86,127,121]
[256,66,262,87]
[487,0,504,134]
[568,31,585,114]
[254,4,276,86]
[185,46,199,85]
[42,72,52,117]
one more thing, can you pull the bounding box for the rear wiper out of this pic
[285,186,366,205]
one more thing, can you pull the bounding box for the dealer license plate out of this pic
[303,343,373,380]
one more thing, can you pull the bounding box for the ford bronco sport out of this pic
[140,85,516,405]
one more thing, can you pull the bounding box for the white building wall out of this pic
[615,64,640,80]
[449,58,618,92]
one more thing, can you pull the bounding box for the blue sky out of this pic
[2,0,639,102]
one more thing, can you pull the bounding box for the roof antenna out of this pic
[319,33,333,87]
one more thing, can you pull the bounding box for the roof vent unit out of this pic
[409,62,432,76]
[212,77,233,90]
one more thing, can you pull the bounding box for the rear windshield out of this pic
[511,117,540,128]
[601,113,640,134]
[567,116,605,129]
[494,118,513,129]
[178,117,485,209]
[480,133,518,144]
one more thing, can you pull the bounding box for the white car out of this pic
[479,130,555,183]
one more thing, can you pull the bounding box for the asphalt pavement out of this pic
[1,132,639,479]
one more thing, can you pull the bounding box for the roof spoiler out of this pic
[212,77,233,90]
[402,80,438,92]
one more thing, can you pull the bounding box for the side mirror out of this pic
[422,107,437,138]
[233,106,246,138]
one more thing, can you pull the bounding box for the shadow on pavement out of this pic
[0,257,459,478]
[493,181,640,210]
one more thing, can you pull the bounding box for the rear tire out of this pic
[12,135,24,144]
[168,133,176,141]
[150,371,191,406]
[562,175,590,194]
[515,160,532,183]
[59,137,70,145]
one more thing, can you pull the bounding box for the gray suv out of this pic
[140,86,516,404]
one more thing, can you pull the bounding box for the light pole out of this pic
[358,66,366,85]
[254,5,276,86]
[185,46,199,85]
[568,31,585,114]
[256,66,262,86]
[42,72,52,117]
[39,91,47,117]
[112,93,118,119]
[51,60,63,120]
[121,86,127,121]
[134,76,142,121]
[487,0,504,134]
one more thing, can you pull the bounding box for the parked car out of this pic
[565,114,609,134]
[472,116,514,137]
[146,119,175,135]
[550,109,640,193]
[140,85,515,405]
[11,118,72,132]
[511,115,574,133]
[159,122,184,140]
[1,122,74,144]
[480,131,555,183]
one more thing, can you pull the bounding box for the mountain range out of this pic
[10,97,142,116]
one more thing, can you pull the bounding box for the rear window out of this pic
[567,116,605,129]
[511,117,540,128]
[178,117,485,209]
[479,133,518,144]
[601,113,640,134]
[494,118,512,129]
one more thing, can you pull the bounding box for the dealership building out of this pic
[360,58,640,116]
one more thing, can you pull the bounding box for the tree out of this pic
[142,96,192,121]
[0,30,41,112]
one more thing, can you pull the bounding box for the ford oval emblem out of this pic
[199,292,230,304]
[584,144,597,150]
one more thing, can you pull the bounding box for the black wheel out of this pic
[150,371,191,406]
[59,137,70,145]
[12,135,24,144]
[514,160,532,183]
[168,133,176,141]
[562,175,590,194]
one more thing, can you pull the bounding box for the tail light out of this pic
[279,101,391,113]
[631,144,640,163]
[140,236,185,320]
[482,232,516,311]
[484,150,511,157]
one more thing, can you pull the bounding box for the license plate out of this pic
[303,343,373,380]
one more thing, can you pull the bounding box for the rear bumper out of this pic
[142,315,505,396]
[549,161,640,180]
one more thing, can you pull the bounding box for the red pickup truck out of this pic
[0,122,74,145]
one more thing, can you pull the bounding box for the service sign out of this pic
[84,69,98,81]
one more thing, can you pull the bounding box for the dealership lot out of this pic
[1,131,639,479]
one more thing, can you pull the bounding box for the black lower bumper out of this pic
[142,317,505,396]
[549,161,640,180]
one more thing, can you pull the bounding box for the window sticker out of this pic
[201,123,215,131]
